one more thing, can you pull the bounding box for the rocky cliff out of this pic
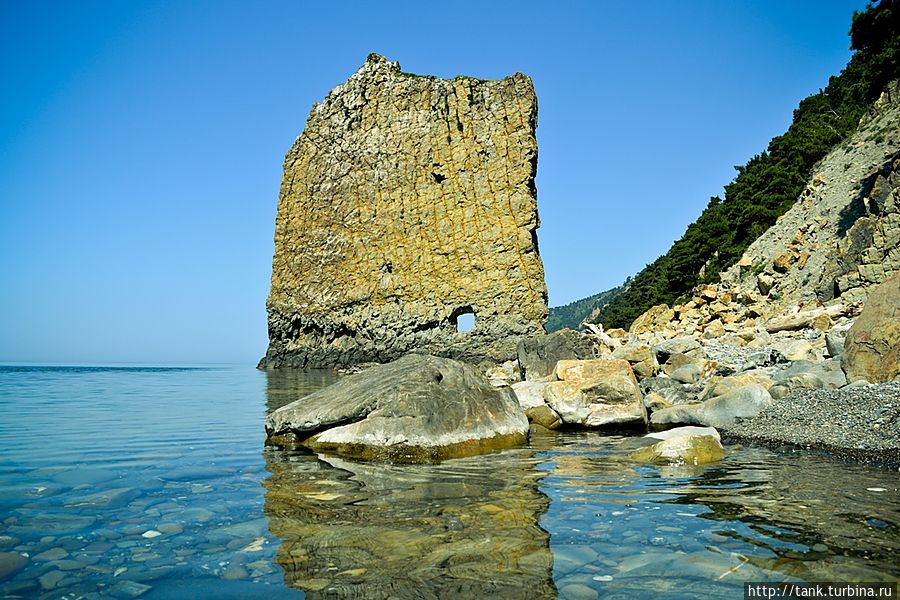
[719,80,900,312]
[260,54,548,368]
[620,80,900,340]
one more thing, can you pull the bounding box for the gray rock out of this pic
[39,570,64,590]
[771,338,816,361]
[757,273,775,296]
[703,341,779,373]
[0,552,28,581]
[774,359,847,389]
[64,487,139,509]
[560,583,599,600]
[516,329,600,380]
[826,321,854,358]
[670,363,702,384]
[0,536,19,551]
[5,512,96,536]
[511,380,550,410]
[612,344,659,380]
[33,547,68,561]
[663,352,701,373]
[223,563,249,580]
[651,384,773,428]
[212,518,268,541]
[545,359,647,428]
[53,468,118,487]
[266,354,529,461]
[653,336,701,362]
[842,272,900,383]
[632,426,726,465]
[640,377,695,406]
[110,580,153,598]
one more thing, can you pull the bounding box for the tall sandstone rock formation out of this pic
[260,54,548,368]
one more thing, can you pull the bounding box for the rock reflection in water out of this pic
[668,447,900,582]
[264,368,341,413]
[263,446,556,599]
[538,432,898,598]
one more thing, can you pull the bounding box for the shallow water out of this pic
[0,365,897,599]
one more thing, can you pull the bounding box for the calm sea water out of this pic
[0,365,897,599]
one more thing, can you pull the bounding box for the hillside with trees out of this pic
[584,0,899,330]
[546,284,624,332]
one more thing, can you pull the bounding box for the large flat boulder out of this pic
[650,383,773,428]
[544,359,647,428]
[265,354,529,461]
[842,272,900,383]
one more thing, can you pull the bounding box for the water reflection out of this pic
[262,371,899,599]
[536,433,899,598]
[667,448,900,582]
[264,368,341,413]
[262,369,555,597]
[263,446,556,598]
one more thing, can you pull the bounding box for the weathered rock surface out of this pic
[265,354,529,461]
[631,426,726,465]
[544,359,647,428]
[842,272,900,383]
[261,54,547,368]
[511,380,549,410]
[650,384,773,429]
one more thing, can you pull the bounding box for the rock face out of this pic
[261,54,547,368]
[842,272,900,383]
[265,354,529,461]
[516,329,601,380]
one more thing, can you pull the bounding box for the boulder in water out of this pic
[265,354,529,461]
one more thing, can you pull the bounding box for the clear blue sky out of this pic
[0,0,869,364]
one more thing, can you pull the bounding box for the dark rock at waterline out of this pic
[265,354,529,461]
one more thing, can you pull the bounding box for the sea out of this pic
[0,365,897,599]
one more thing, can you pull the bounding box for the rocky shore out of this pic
[721,382,900,466]
[262,69,899,468]
[486,272,900,469]
[266,272,898,469]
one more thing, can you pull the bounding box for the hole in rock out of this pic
[453,308,476,333]
[432,172,447,184]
